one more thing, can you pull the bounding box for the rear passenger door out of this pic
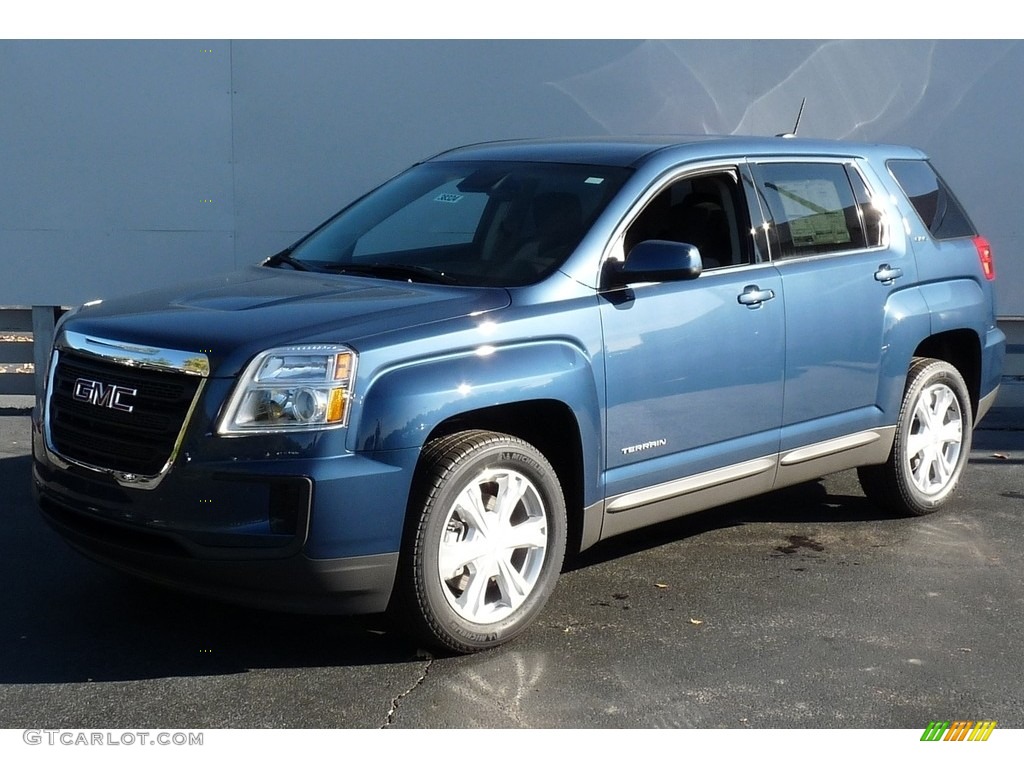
[750,159,917,460]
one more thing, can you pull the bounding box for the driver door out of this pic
[599,165,785,537]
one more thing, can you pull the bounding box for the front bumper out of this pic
[32,421,420,614]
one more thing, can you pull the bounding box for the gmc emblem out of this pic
[72,378,137,413]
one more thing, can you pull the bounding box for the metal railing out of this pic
[0,307,65,400]
[1002,317,1024,375]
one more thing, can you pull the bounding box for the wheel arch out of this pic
[879,285,984,419]
[413,401,588,556]
[355,341,602,549]
[913,330,982,417]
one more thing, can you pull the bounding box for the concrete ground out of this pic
[0,394,1021,728]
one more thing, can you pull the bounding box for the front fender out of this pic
[354,340,602,456]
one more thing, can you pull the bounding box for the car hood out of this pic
[61,266,511,377]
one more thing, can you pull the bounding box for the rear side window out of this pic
[887,159,975,240]
[756,162,878,259]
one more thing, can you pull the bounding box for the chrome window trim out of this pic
[598,159,754,277]
[749,157,892,263]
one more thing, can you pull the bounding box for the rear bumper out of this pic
[979,323,1007,423]
[976,384,1000,425]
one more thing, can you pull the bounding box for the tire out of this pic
[396,430,567,653]
[858,358,973,516]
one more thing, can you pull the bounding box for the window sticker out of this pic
[434,193,464,204]
[584,177,605,185]
[771,179,851,246]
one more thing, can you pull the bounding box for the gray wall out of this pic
[1,40,1021,314]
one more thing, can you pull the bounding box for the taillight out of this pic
[974,236,995,280]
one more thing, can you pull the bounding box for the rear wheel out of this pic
[858,358,973,516]
[397,430,567,653]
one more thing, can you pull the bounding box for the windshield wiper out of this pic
[323,263,458,285]
[264,249,317,272]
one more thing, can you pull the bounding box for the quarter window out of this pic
[887,159,975,240]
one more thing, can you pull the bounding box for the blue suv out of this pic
[33,135,1005,652]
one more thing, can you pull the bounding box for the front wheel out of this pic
[858,358,973,516]
[396,430,567,653]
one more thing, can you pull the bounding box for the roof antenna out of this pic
[776,98,806,138]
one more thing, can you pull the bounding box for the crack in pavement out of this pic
[382,653,433,728]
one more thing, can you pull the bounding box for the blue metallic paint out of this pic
[33,135,1005,616]
[355,341,601,455]
[62,267,511,379]
[601,265,786,496]
[875,287,933,419]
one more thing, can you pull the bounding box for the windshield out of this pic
[283,160,631,287]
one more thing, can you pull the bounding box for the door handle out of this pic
[737,285,776,307]
[874,264,903,285]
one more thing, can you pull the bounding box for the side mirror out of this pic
[606,240,703,287]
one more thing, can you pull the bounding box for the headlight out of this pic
[218,345,357,434]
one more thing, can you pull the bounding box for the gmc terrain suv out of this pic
[33,135,1005,652]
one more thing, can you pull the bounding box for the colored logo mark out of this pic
[921,720,997,741]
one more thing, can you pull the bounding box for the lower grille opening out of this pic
[40,496,190,559]
[269,481,306,535]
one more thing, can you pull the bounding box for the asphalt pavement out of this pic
[1,395,1021,728]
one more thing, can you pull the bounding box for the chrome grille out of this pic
[48,350,202,476]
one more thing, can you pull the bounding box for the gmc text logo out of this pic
[72,378,137,413]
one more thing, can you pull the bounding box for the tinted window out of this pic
[757,163,869,259]
[354,178,489,256]
[290,161,631,287]
[624,170,751,269]
[887,159,975,240]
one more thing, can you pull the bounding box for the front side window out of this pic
[623,169,752,270]
[286,160,631,287]
[757,162,878,259]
